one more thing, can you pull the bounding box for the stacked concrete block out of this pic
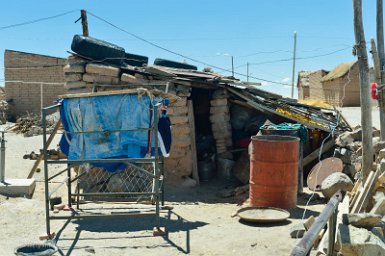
[64,58,122,93]
[63,56,88,93]
[210,89,233,159]
[62,56,196,179]
[164,88,193,178]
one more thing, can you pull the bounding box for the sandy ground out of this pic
[0,106,370,256]
[339,106,380,128]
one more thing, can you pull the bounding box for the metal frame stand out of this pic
[42,103,165,238]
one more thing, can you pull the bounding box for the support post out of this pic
[291,31,297,99]
[42,109,51,237]
[247,62,249,82]
[80,9,89,37]
[231,56,234,77]
[40,83,43,111]
[376,0,385,140]
[353,0,374,183]
[188,100,200,186]
[371,38,381,82]
[0,131,5,183]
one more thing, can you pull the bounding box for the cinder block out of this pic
[86,63,120,77]
[63,64,85,73]
[0,179,36,198]
[121,73,137,83]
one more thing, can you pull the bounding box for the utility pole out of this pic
[80,9,89,36]
[247,62,249,82]
[371,38,381,82]
[231,56,234,77]
[353,0,374,182]
[376,0,385,140]
[291,31,297,99]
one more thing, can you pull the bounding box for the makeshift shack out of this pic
[59,35,351,188]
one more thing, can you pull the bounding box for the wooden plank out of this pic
[351,170,380,213]
[58,88,177,101]
[187,100,199,186]
[227,87,332,132]
[27,121,61,179]
[303,139,335,167]
[144,66,177,78]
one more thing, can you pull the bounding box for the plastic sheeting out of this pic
[59,94,163,171]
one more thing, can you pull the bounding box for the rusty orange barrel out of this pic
[249,135,299,209]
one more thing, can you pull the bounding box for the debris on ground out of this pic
[6,112,59,137]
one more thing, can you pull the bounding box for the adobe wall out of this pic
[4,50,67,117]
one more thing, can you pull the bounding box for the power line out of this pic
[247,47,351,66]
[0,10,78,31]
[87,11,290,86]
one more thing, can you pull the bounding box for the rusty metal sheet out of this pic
[307,157,343,191]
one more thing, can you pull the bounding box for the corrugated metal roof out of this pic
[321,61,357,82]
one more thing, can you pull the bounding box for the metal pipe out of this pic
[71,192,157,196]
[42,108,51,236]
[153,103,161,229]
[42,104,61,111]
[47,158,156,164]
[50,212,156,220]
[47,167,70,182]
[0,131,5,182]
[48,177,69,198]
[69,171,87,184]
[67,164,72,207]
[291,191,342,256]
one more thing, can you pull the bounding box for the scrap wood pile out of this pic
[328,159,385,256]
[226,86,351,134]
[7,113,59,137]
[293,128,385,255]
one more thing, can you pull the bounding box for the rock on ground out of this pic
[320,172,353,199]
[342,213,382,229]
[290,223,305,238]
[337,224,385,256]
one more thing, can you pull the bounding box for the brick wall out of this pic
[4,50,67,117]
[322,64,360,107]
[297,70,328,100]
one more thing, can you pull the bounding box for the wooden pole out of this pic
[187,100,200,185]
[377,0,385,69]
[247,62,249,82]
[376,0,385,140]
[80,9,89,37]
[371,38,381,82]
[231,56,234,78]
[27,121,61,179]
[291,31,297,99]
[353,0,374,182]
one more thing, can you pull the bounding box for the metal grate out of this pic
[77,163,156,201]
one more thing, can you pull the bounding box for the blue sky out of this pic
[0,0,379,97]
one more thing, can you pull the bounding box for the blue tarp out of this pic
[59,94,161,171]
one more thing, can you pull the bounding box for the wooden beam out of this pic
[27,121,61,179]
[351,169,380,213]
[303,139,335,167]
[58,88,178,101]
[187,100,199,186]
[227,87,333,132]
